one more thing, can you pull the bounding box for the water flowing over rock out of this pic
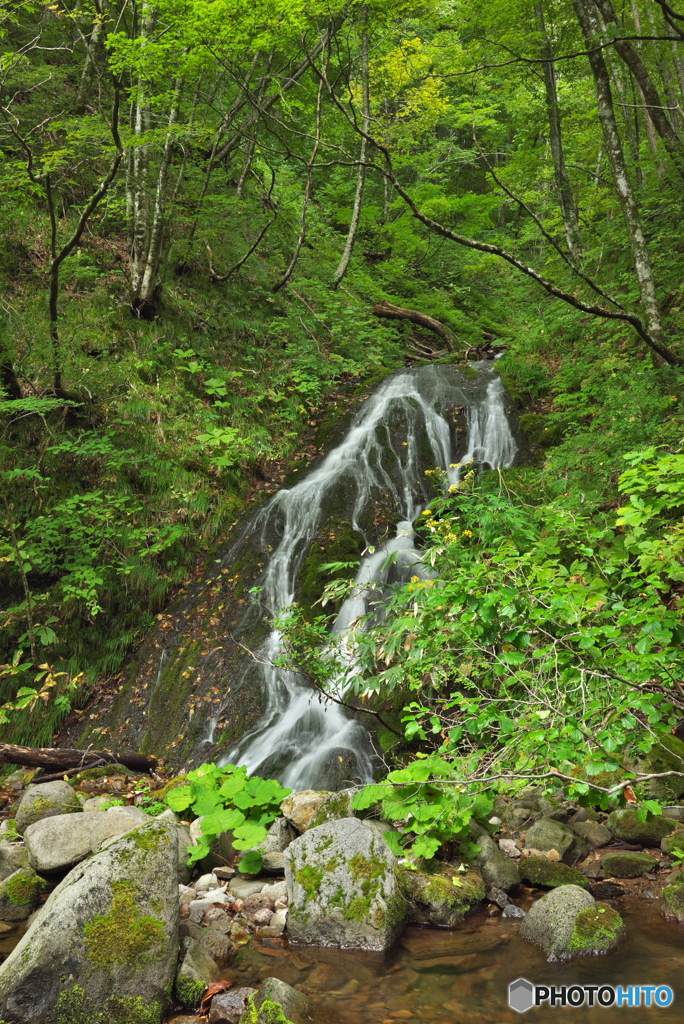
[220,364,517,789]
[78,364,518,782]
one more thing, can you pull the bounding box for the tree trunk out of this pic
[593,0,684,182]
[534,1,582,259]
[75,17,103,114]
[128,1,154,316]
[0,743,157,774]
[331,19,370,289]
[0,338,21,400]
[573,0,670,364]
[372,301,454,349]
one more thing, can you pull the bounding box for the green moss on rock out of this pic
[240,995,295,1024]
[83,879,165,971]
[520,858,589,888]
[647,735,684,798]
[518,413,568,449]
[1,866,47,906]
[661,831,684,857]
[294,865,324,896]
[663,881,684,919]
[606,808,674,846]
[567,904,624,953]
[55,986,163,1024]
[601,852,655,878]
[174,974,205,1009]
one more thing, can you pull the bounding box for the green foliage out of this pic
[165,762,290,866]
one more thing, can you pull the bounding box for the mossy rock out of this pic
[600,852,656,878]
[646,735,684,798]
[567,903,625,955]
[241,994,295,1024]
[297,527,365,619]
[0,866,49,921]
[68,764,141,786]
[518,413,569,449]
[55,985,163,1024]
[519,858,589,889]
[662,882,684,920]
[661,831,684,857]
[605,808,675,847]
[397,866,485,927]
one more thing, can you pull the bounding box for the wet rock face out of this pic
[284,817,405,950]
[397,867,485,927]
[520,884,625,961]
[14,781,82,835]
[0,820,180,1024]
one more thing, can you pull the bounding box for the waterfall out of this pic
[218,363,517,790]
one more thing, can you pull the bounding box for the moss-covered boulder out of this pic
[309,788,359,828]
[520,885,624,961]
[0,867,48,922]
[567,904,626,956]
[0,840,29,882]
[605,808,674,847]
[662,881,684,921]
[397,866,485,927]
[471,826,521,892]
[0,820,181,1023]
[647,735,684,798]
[14,781,82,836]
[245,978,309,1024]
[601,852,656,878]
[661,831,684,857]
[284,817,405,950]
[520,858,589,889]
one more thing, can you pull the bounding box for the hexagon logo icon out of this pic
[509,978,535,1013]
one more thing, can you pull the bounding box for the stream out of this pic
[223,898,682,1024]
[217,362,517,790]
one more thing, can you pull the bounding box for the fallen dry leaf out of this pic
[200,980,232,1011]
[623,785,637,804]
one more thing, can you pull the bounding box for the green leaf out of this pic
[165,786,194,812]
[238,850,264,875]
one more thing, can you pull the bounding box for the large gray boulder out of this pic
[0,820,180,1023]
[520,884,625,961]
[524,817,586,864]
[284,817,405,950]
[14,782,82,835]
[23,806,147,873]
[472,828,520,891]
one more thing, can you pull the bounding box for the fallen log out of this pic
[372,300,454,350]
[0,743,157,777]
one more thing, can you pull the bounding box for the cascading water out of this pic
[218,363,517,790]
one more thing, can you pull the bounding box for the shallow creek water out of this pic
[224,899,682,1024]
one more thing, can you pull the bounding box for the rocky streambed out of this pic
[0,772,683,1023]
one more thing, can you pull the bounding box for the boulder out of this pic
[397,867,485,927]
[284,817,405,950]
[472,829,520,891]
[23,807,147,873]
[662,881,684,921]
[209,987,256,1024]
[309,788,360,828]
[519,858,589,889]
[0,841,29,881]
[176,935,220,1007]
[571,821,612,850]
[0,820,180,1023]
[280,791,330,833]
[14,782,82,835]
[662,806,684,823]
[229,877,265,900]
[524,817,586,865]
[0,867,48,922]
[252,978,309,1024]
[82,796,116,812]
[520,885,624,960]
[606,808,675,846]
[661,832,684,856]
[601,852,657,878]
